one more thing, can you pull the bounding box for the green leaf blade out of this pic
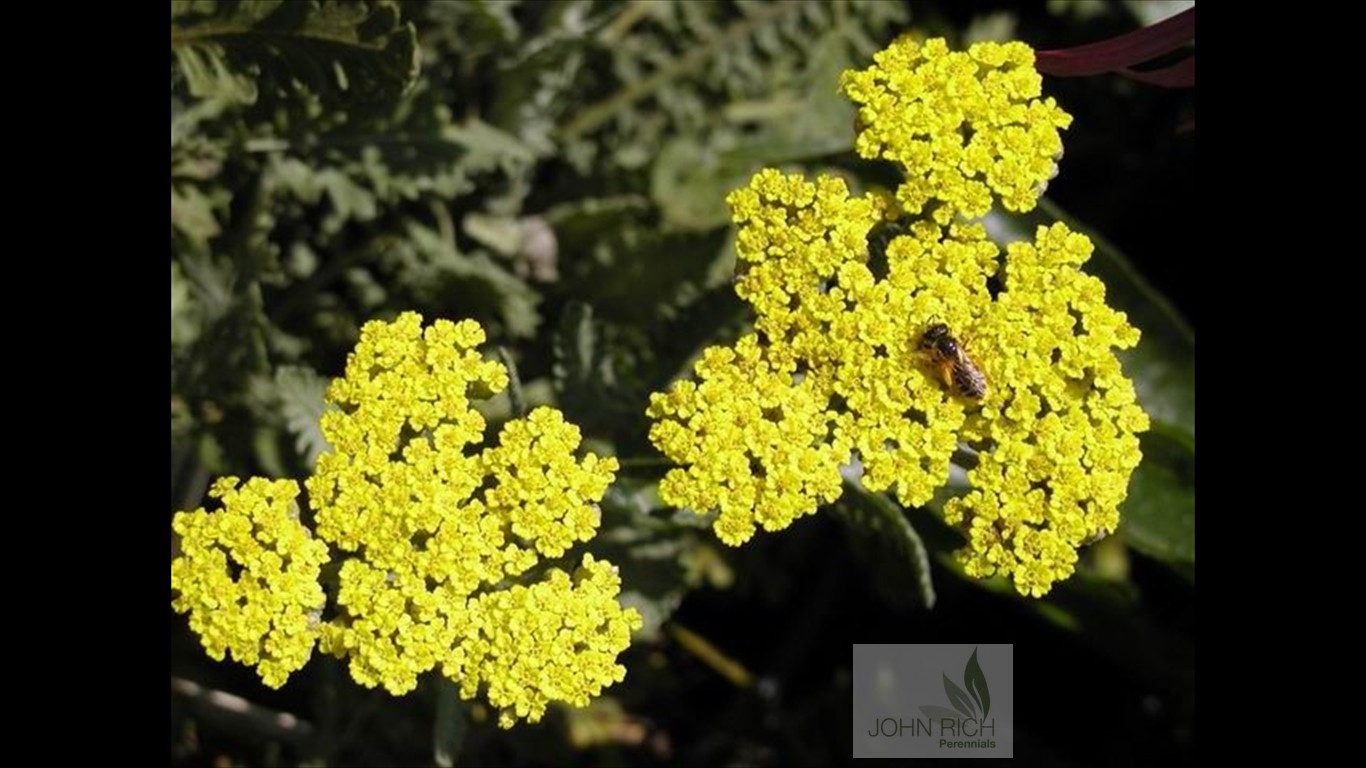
[433,680,467,768]
[171,0,419,106]
[273,365,331,468]
[836,479,936,610]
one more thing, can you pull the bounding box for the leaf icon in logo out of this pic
[943,674,977,719]
[964,647,990,720]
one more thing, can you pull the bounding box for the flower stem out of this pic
[497,347,526,418]
[668,623,753,688]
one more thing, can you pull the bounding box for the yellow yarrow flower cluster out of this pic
[841,37,1072,220]
[308,316,631,702]
[452,554,640,727]
[648,334,848,545]
[171,313,641,726]
[948,225,1148,596]
[649,175,990,529]
[170,477,329,688]
[647,40,1147,597]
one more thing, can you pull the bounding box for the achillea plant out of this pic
[171,313,641,727]
[842,38,1072,220]
[647,39,1149,597]
[171,477,329,689]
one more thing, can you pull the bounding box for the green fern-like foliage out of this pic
[171,0,419,105]
[559,0,905,169]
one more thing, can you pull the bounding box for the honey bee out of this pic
[920,323,987,400]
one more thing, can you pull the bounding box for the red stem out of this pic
[1121,55,1195,88]
[1037,7,1195,77]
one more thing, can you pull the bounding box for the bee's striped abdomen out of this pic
[952,359,988,399]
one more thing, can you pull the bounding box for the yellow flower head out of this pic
[451,554,642,728]
[170,477,329,688]
[647,35,1146,597]
[651,173,984,526]
[944,223,1149,596]
[841,37,1072,220]
[173,313,639,724]
[305,312,636,723]
[647,334,848,546]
